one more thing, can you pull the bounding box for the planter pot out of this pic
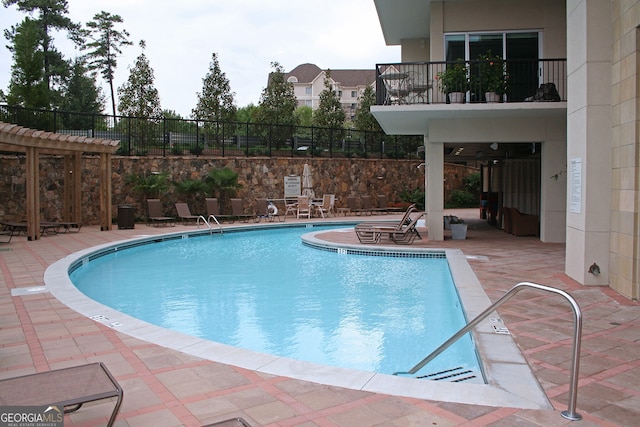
[448,92,465,104]
[485,92,500,103]
[451,223,468,240]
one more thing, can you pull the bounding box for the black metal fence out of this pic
[0,104,424,160]
[376,58,567,105]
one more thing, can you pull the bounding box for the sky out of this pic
[0,0,400,118]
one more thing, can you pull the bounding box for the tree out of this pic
[3,0,81,106]
[192,52,236,123]
[82,11,132,118]
[5,17,48,109]
[59,57,105,128]
[204,167,242,214]
[295,105,313,127]
[312,70,345,145]
[254,62,298,148]
[117,40,162,118]
[236,104,258,123]
[192,52,237,144]
[353,85,381,133]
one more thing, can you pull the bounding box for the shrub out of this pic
[446,190,477,208]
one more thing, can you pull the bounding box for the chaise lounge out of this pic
[147,199,175,226]
[0,362,123,427]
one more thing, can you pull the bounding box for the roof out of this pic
[285,63,376,87]
[0,122,120,154]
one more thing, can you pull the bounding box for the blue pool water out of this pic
[70,225,480,376]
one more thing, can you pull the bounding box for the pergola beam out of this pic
[0,122,119,238]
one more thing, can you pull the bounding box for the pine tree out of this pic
[5,17,48,109]
[59,58,105,128]
[192,52,236,123]
[354,85,382,132]
[312,70,345,145]
[117,40,162,118]
[255,62,299,149]
[83,11,132,118]
[3,0,81,106]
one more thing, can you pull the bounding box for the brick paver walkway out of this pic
[1,209,638,426]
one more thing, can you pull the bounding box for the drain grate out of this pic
[417,366,477,382]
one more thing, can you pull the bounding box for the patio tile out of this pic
[0,211,638,426]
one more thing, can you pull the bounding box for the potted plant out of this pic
[436,61,468,103]
[449,217,468,240]
[475,51,508,102]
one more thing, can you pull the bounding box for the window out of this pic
[351,90,357,97]
[305,87,312,95]
[337,90,343,97]
[444,31,541,101]
[305,100,312,107]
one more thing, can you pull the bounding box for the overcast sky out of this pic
[0,0,400,117]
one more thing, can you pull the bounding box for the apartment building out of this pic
[284,63,376,121]
[371,0,639,300]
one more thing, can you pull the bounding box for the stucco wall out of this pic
[0,155,476,225]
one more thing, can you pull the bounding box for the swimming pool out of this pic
[45,222,551,408]
[69,225,481,379]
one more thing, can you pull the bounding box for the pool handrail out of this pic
[196,215,223,234]
[394,282,583,421]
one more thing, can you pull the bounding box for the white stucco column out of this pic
[565,0,612,285]
[425,136,444,241]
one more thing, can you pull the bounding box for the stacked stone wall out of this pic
[0,155,477,224]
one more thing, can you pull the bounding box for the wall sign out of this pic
[284,176,301,198]
[569,157,582,214]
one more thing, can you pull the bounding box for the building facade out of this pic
[285,63,376,121]
[371,0,640,300]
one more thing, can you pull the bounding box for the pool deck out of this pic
[1,209,639,426]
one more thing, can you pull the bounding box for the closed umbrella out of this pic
[302,163,315,199]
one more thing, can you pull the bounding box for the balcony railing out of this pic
[375,58,566,106]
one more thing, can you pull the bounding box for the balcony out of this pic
[375,58,566,106]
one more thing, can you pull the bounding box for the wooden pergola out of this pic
[0,122,120,241]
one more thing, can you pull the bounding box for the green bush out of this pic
[446,190,477,208]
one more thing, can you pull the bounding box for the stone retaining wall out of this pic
[0,155,476,224]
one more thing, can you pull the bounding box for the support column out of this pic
[25,147,40,241]
[100,153,112,231]
[425,137,444,241]
[565,0,612,285]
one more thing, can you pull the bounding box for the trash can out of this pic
[118,204,135,229]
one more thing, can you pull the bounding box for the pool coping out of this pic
[44,222,552,410]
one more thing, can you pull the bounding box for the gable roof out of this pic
[285,63,375,87]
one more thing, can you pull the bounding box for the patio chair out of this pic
[284,197,298,217]
[373,212,425,245]
[147,199,175,226]
[297,196,312,219]
[230,198,256,223]
[347,195,373,216]
[354,204,417,243]
[316,194,335,218]
[0,362,123,427]
[175,202,200,224]
[207,197,235,223]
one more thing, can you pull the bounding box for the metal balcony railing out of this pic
[375,58,567,106]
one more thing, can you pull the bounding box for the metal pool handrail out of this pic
[394,282,583,421]
[196,215,223,234]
